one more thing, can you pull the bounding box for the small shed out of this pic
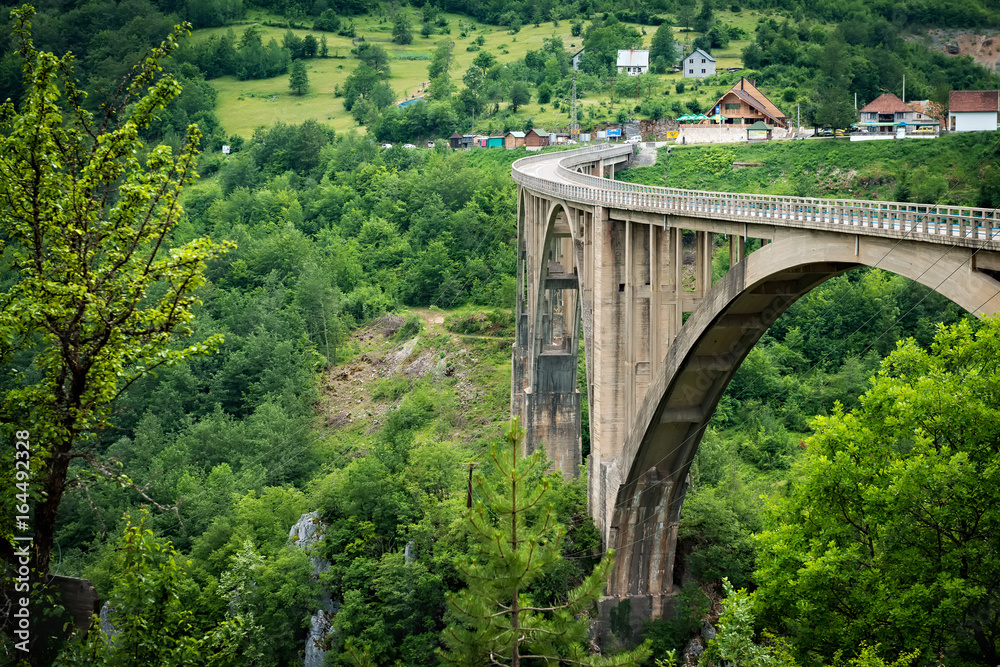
[746,120,772,141]
[449,132,463,149]
[504,131,526,149]
[461,134,475,148]
[525,128,549,147]
[486,136,504,148]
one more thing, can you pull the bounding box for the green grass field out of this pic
[196,8,790,138]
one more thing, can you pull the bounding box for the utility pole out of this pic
[464,462,480,508]
[571,74,578,141]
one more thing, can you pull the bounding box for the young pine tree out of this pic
[441,419,650,666]
[289,59,309,95]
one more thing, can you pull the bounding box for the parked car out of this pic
[403,143,416,149]
[426,141,435,148]
[381,143,393,149]
[625,135,642,144]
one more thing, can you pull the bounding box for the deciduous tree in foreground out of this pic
[0,2,231,608]
[441,419,650,666]
[754,317,1000,664]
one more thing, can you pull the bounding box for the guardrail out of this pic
[512,145,1000,248]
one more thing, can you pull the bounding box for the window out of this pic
[701,58,706,63]
[689,58,694,63]
[701,69,705,73]
[689,69,694,74]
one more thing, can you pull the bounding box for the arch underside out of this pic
[604,228,1000,612]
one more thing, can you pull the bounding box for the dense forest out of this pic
[3,0,1000,666]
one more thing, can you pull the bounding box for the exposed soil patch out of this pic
[317,309,491,438]
[925,29,1000,72]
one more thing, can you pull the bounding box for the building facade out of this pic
[681,48,715,78]
[616,50,649,76]
[949,90,999,132]
[705,77,787,127]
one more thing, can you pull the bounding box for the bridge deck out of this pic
[513,145,1000,251]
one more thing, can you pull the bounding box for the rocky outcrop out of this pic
[288,512,336,667]
[99,602,116,643]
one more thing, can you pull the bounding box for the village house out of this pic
[705,77,788,127]
[571,48,584,72]
[681,48,715,79]
[857,93,921,133]
[616,50,649,76]
[948,90,999,132]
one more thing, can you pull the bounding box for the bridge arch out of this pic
[604,229,1000,619]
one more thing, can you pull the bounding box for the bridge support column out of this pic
[587,205,629,534]
[514,192,584,479]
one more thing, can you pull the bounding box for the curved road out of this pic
[513,144,1000,250]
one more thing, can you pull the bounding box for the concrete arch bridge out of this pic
[510,143,1000,628]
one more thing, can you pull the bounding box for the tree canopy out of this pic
[754,318,1000,664]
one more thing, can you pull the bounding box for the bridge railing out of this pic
[512,145,1000,246]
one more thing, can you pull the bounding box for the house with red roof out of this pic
[948,90,999,133]
[704,77,788,128]
[858,93,918,133]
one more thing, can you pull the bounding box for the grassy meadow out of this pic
[191,6,798,138]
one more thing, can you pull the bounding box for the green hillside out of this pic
[618,131,1000,205]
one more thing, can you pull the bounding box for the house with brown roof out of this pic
[948,90,999,133]
[705,77,787,128]
[858,93,919,133]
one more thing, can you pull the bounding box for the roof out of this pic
[449,132,463,138]
[949,90,999,113]
[681,48,716,63]
[526,128,547,135]
[747,121,771,130]
[505,131,526,137]
[616,50,650,68]
[859,93,913,114]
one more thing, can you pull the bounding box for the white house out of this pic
[681,48,716,78]
[948,90,999,132]
[571,48,584,72]
[616,50,649,76]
